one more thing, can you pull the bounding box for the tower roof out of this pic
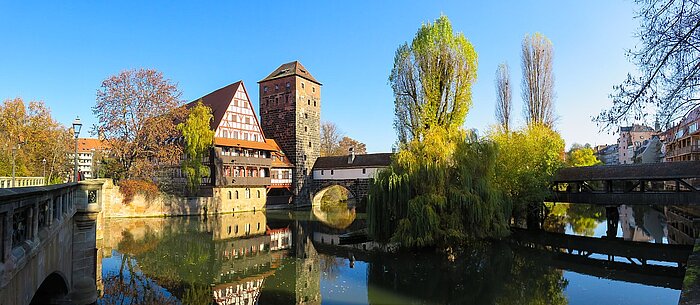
[258,61,321,85]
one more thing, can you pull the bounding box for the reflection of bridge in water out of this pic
[511,228,692,289]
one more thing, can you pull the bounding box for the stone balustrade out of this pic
[0,177,46,188]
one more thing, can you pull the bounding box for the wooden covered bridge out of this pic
[550,161,700,205]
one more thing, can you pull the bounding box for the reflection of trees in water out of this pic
[367,241,568,305]
[313,186,357,229]
[104,219,216,304]
[100,272,179,305]
[545,203,605,236]
[319,254,344,281]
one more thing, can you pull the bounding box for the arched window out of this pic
[257,190,261,198]
[228,226,232,234]
[235,191,239,199]
[235,225,239,234]
[245,188,251,199]
[228,191,232,199]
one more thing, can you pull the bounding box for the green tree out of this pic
[368,129,510,248]
[566,144,601,167]
[389,15,478,143]
[177,101,214,193]
[490,124,565,225]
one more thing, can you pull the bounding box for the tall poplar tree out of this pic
[389,15,478,143]
[521,33,555,127]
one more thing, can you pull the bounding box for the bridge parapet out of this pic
[0,177,45,189]
[0,180,105,305]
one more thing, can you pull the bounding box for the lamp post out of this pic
[42,158,47,184]
[11,145,17,188]
[72,117,82,182]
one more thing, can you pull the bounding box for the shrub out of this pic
[119,179,159,204]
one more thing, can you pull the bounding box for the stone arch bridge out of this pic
[309,153,393,211]
[0,180,104,305]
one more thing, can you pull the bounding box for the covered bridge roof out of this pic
[313,153,393,170]
[554,161,700,182]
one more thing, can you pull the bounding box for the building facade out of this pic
[258,61,321,206]
[69,138,109,180]
[618,124,656,164]
[184,81,277,210]
[593,144,619,165]
[663,106,700,162]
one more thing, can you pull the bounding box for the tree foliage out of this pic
[597,0,700,130]
[565,143,602,167]
[368,128,510,248]
[177,101,214,192]
[389,15,478,143]
[495,63,513,131]
[93,69,185,180]
[320,121,367,156]
[522,33,556,127]
[490,124,565,221]
[0,98,72,181]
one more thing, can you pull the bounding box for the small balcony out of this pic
[667,145,700,158]
[218,155,272,167]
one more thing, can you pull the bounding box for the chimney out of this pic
[348,147,355,164]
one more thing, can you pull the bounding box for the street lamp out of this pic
[10,138,25,188]
[72,117,82,182]
[42,158,47,184]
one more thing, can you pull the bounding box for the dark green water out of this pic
[97,204,689,305]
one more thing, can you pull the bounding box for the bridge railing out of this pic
[0,177,46,188]
[0,184,78,266]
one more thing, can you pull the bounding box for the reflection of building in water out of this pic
[212,211,268,240]
[665,206,700,245]
[268,227,292,251]
[618,205,668,243]
[212,278,264,305]
[99,213,299,304]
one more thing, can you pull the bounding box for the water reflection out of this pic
[97,204,689,305]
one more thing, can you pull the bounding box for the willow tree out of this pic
[389,15,478,143]
[522,33,556,127]
[177,101,214,192]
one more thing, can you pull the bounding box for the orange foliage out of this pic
[118,179,159,204]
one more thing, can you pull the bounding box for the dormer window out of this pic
[275,85,279,91]
[264,86,268,93]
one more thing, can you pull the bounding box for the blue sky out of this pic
[0,1,638,152]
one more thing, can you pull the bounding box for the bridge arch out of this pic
[312,184,356,208]
[30,271,70,305]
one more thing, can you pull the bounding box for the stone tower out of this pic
[259,61,321,207]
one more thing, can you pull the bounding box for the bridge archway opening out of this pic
[312,185,357,229]
[30,272,70,305]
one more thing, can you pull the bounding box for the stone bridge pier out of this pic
[0,180,104,305]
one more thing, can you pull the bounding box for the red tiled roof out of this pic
[77,138,109,152]
[185,81,242,131]
[266,139,294,168]
[258,61,321,85]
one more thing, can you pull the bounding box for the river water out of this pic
[97,204,693,305]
